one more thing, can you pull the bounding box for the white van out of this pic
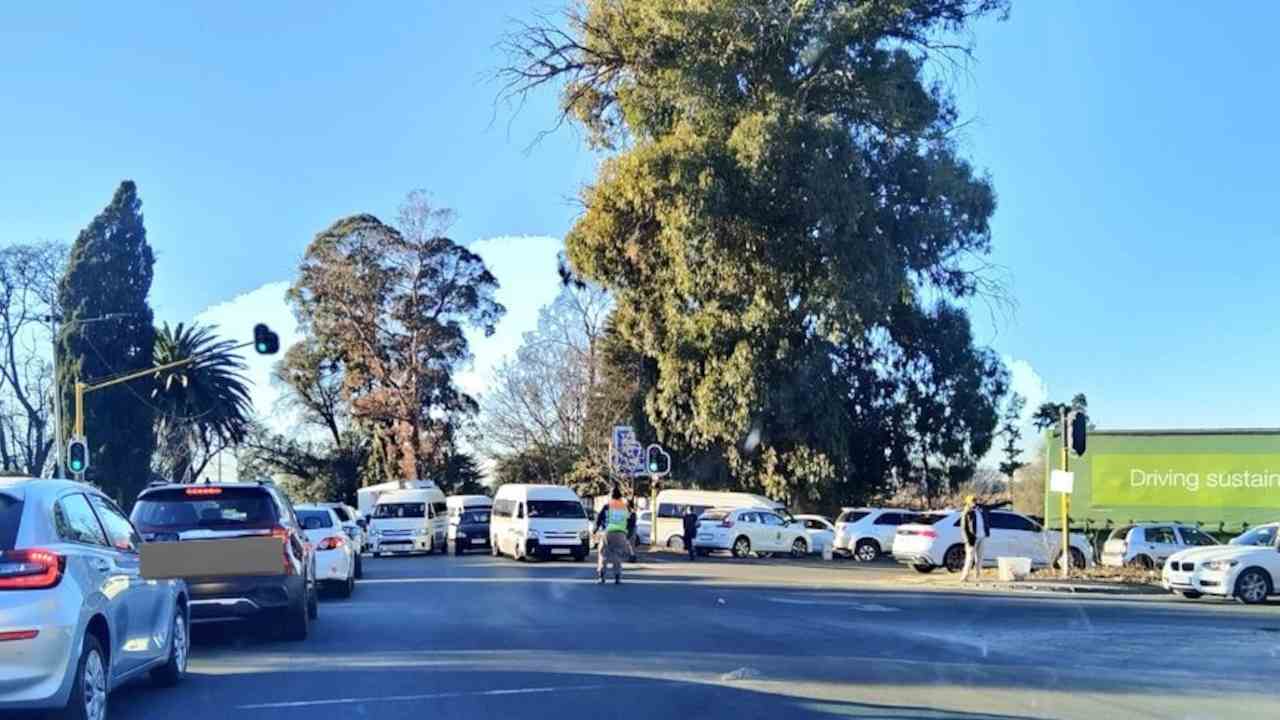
[358,479,434,516]
[652,489,786,550]
[490,484,591,561]
[368,483,448,556]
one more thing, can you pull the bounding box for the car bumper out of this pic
[693,532,731,550]
[0,586,79,710]
[1163,569,1231,597]
[452,535,490,550]
[372,536,432,553]
[314,549,352,582]
[186,574,306,623]
[893,551,939,567]
[525,539,588,558]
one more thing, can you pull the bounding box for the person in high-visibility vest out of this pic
[595,485,630,584]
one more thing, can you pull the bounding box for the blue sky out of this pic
[3,1,1279,458]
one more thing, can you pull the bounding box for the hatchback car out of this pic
[792,514,835,554]
[131,482,317,640]
[1163,529,1280,604]
[694,507,811,558]
[833,507,918,561]
[1,478,189,720]
[1100,524,1219,569]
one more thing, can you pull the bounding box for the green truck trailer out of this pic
[1044,428,1280,533]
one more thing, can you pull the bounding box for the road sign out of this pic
[610,426,645,476]
[1050,469,1074,494]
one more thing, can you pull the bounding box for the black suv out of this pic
[131,482,318,640]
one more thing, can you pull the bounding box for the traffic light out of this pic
[67,436,89,474]
[253,323,280,355]
[1069,411,1088,456]
[645,444,671,477]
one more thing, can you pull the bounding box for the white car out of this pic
[792,515,835,555]
[1229,522,1278,547]
[1162,532,1280,604]
[892,509,1094,573]
[636,510,652,545]
[1100,524,1219,569]
[295,505,358,598]
[694,507,812,558]
[320,502,368,560]
[833,507,918,562]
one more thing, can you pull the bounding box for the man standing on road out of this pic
[682,507,699,561]
[959,495,990,582]
[596,485,630,584]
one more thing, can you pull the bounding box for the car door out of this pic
[737,512,762,550]
[55,492,138,680]
[760,513,788,552]
[1143,526,1180,562]
[88,492,170,668]
[1005,512,1050,565]
[871,512,902,548]
[805,519,833,552]
[982,512,1017,562]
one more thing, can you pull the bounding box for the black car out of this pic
[131,482,318,640]
[450,506,492,555]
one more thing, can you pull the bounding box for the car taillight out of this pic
[318,536,345,551]
[920,530,937,539]
[185,486,222,496]
[0,549,65,590]
[0,630,39,641]
[271,527,295,575]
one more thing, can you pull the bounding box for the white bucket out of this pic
[822,545,833,561]
[997,556,1032,582]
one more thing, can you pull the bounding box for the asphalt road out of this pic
[106,550,1280,720]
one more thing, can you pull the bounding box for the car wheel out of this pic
[150,606,188,687]
[307,580,319,620]
[732,536,751,559]
[282,592,309,641]
[1054,548,1087,570]
[913,564,935,574]
[854,539,880,563]
[943,544,966,573]
[667,535,685,552]
[373,551,382,558]
[1234,568,1272,605]
[61,631,108,720]
[354,554,363,579]
[790,538,808,558]
[1129,554,1155,570]
[338,572,355,599]
[1180,590,1203,599]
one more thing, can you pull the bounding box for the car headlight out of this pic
[526,529,540,540]
[414,528,430,536]
[371,528,381,537]
[578,529,590,541]
[456,531,467,539]
[1204,559,1239,571]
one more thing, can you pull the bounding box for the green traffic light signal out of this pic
[68,438,89,474]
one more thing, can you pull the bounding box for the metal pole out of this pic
[73,381,85,482]
[1060,407,1070,580]
[51,319,64,479]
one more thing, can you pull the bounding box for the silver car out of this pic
[0,478,190,719]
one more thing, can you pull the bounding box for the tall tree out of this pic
[56,181,156,505]
[288,192,505,483]
[997,392,1026,481]
[1032,393,1088,431]
[501,0,1010,505]
[0,241,66,475]
[150,322,253,482]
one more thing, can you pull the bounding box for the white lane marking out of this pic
[238,683,609,709]
[765,597,900,612]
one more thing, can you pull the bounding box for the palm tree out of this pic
[151,322,253,482]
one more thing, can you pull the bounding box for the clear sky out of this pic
[3,1,1278,462]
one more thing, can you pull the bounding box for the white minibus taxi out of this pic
[490,484,591,561]
[368,483,448,556]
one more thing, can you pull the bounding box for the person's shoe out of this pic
[598,572,605,584]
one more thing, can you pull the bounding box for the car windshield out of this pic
[296,510,334,529]
[0,494,21,550]
[132,488,278,531]
[837,510,870,523]
[528,500,586,519]
[460,510,491,524]
[1235,526,1277,546]
[373,503,425,519]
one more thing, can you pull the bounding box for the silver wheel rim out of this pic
[173,613,188,674]
[734,539,749,557]
[1240,572,1267,602]
[856,544,876,562]
[792,540,805,557]
[84,648,107,720]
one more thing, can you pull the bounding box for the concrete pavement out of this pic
[106,551,1280,720]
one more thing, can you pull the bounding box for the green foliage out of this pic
[1032,393,1088,431]
[151,322,253,482]
[57,181,156,506]
[503,0,1011,509]
[998,392,1026,480]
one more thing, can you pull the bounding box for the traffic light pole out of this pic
[70,340,254,481]
[1060,407,1070,580]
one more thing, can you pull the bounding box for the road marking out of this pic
[765,596,900,612]
[238,683,611,709]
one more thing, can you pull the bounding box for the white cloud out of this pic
[981,356,1049,468]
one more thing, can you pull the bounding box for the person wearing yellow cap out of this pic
[959,495,990,582]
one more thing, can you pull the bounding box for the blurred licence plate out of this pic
[474,538,487,545]
[698,534,711,540]
[1167,572,1191,585]
[551,548,571,555]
